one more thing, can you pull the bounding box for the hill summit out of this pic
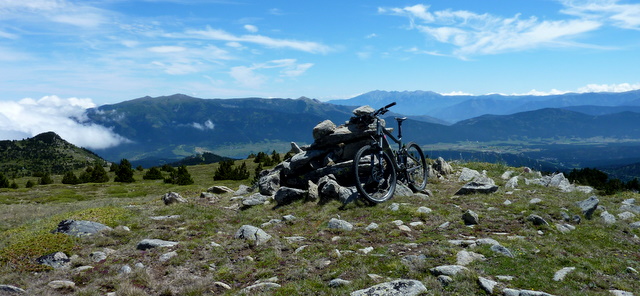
[0,131,105,177]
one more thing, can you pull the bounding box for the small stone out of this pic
[398,225,412,232]
[490,245,514,258]
[328,278,352,288]
[438,221,451,229]
[601,211,617,225]
[365,222,379,231]
[0,284,26,294]
[350,279,427,296]
[457,250,486,266]
[162,192,188,205]
[207,185,235,194]
[234,225,272,246]
[577,196,600,219]
[119,265,132,274]
[478,277,498,294]
[553,267,576,281]
[430,265,469,276]
[90,251,107,262]
[47,280,75,289]
[437,275,453,286]
[214,282,232,290]
[327,218,353,231]
[416,206,432,214]
[359,247,374,254]
[609,290,634,296]
[159,251,178,262]
[136,239,178,250]
[462,210,479,225]
[530,198,542,204]
[527,214,549,226]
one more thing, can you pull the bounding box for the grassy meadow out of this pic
[0,160,639,295]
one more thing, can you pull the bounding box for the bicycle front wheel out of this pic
[404,142,428,192]
[353,145,397,204]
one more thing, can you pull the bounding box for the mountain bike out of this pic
[352,102,428,204]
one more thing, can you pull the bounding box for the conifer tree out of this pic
[114,159,135,183]
[0,172,9,188]
[62,171,80,185]
[143,167,164,180]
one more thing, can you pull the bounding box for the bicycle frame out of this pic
[371,116,405,171]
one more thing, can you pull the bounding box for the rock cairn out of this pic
[258,106,430,205]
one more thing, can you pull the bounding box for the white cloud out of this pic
[577,82,640,93]
[560,0,640,30]
[244,24,258,33]
[0,0,110,28]
[184,27,333,54]
[0,96,128,150]
[229,59,313,88]
[148,46,187,53]
[191,119,215,130]
[380,4,603,58]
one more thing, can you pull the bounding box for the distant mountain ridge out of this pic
[330,89,640,123]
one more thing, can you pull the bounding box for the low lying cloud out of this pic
[191,120,215,131]
[0,96,129,150]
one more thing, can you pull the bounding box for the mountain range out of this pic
[329,90,640,123]
[76,91,640,181]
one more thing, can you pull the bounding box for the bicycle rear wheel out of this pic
[404,142,427,192]
[353,145,397,204]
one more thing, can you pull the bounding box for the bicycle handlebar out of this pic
[373,102,397,116]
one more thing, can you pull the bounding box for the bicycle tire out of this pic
[353,145,397,204]
[404,142,428,192]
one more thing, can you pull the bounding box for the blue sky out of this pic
[1,0,640,148]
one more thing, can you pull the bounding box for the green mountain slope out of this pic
[0,132,105,177]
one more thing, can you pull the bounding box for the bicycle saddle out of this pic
[395,117,407,123]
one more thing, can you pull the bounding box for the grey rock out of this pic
[290,142,303,153]
[162,192,188,205]
[459,168,482,182]
[47,280,75,289]
[308,180,319,201]
[577,196,600,219]
[234,185,252,196]
[274,187,307,205]
[282,214,297,221]
[327,218,353,231]
[601,211,617,225]
[549,173,572,192]
[529,198,543,204]
[430,265,469,276]
[476,238,500,246]
[242,193,271,206]
[234,225,272,246]
[456,250,486,266]
[136,239,178,250]
[207,185,235,194]
[353,105,375,116]
[365,222,379,231]
[462,209,479,225]
[478,277,498,294]
[518,290,555,296]
[553,267,576,281]
[609,290,635,296]
[501,170,515,180]
[433,157,453,176]
[556,223,576,234]
[401,254,426,271]
[395,183,414,197]
[52,219,112,237]
[618,211,636,220]
[389,203,400,211]
[417,207,432,214]
[159,251,178,262]
[629,221,640,228]
[505,176,519,189]
[456,181,499,195]
[527,214,549,226]
[240,282,281,293]
[36,251,70,269]
[503,288,521,296]
[258,168,281,195]
[350,279,427,296]
[490,245,514,258]
[200,192,216,199]
[313,119,337,140]
[561,211,571,221]
[328,278,352,288]
[90,251,107,262]
[119,265,132,274]
[0,284,26,294]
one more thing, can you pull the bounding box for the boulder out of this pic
[52,219,112,237]
[234,225,272,246]
[242,193,271,206]
[462,210,479,225]
[0,285,26,294]
[207,185,235,194]
[527,214,549,226]
[350,279,427,296]
[576,196,600,219]
[47,280,75,290]
[327,218,353,231]
[433,157,453,176]
[430,265,469,276]
[274,187,307,205]
[313,120,336,140]
[136,239,178,250]
[456,182,499,195]
[36,252,70,269]
[162,192,187,205]
[258,168,281,196]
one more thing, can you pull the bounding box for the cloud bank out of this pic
[0,96,128,150]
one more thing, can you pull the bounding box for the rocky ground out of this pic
[1,160,639,295]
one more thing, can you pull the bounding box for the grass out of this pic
[0,160,639,295]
